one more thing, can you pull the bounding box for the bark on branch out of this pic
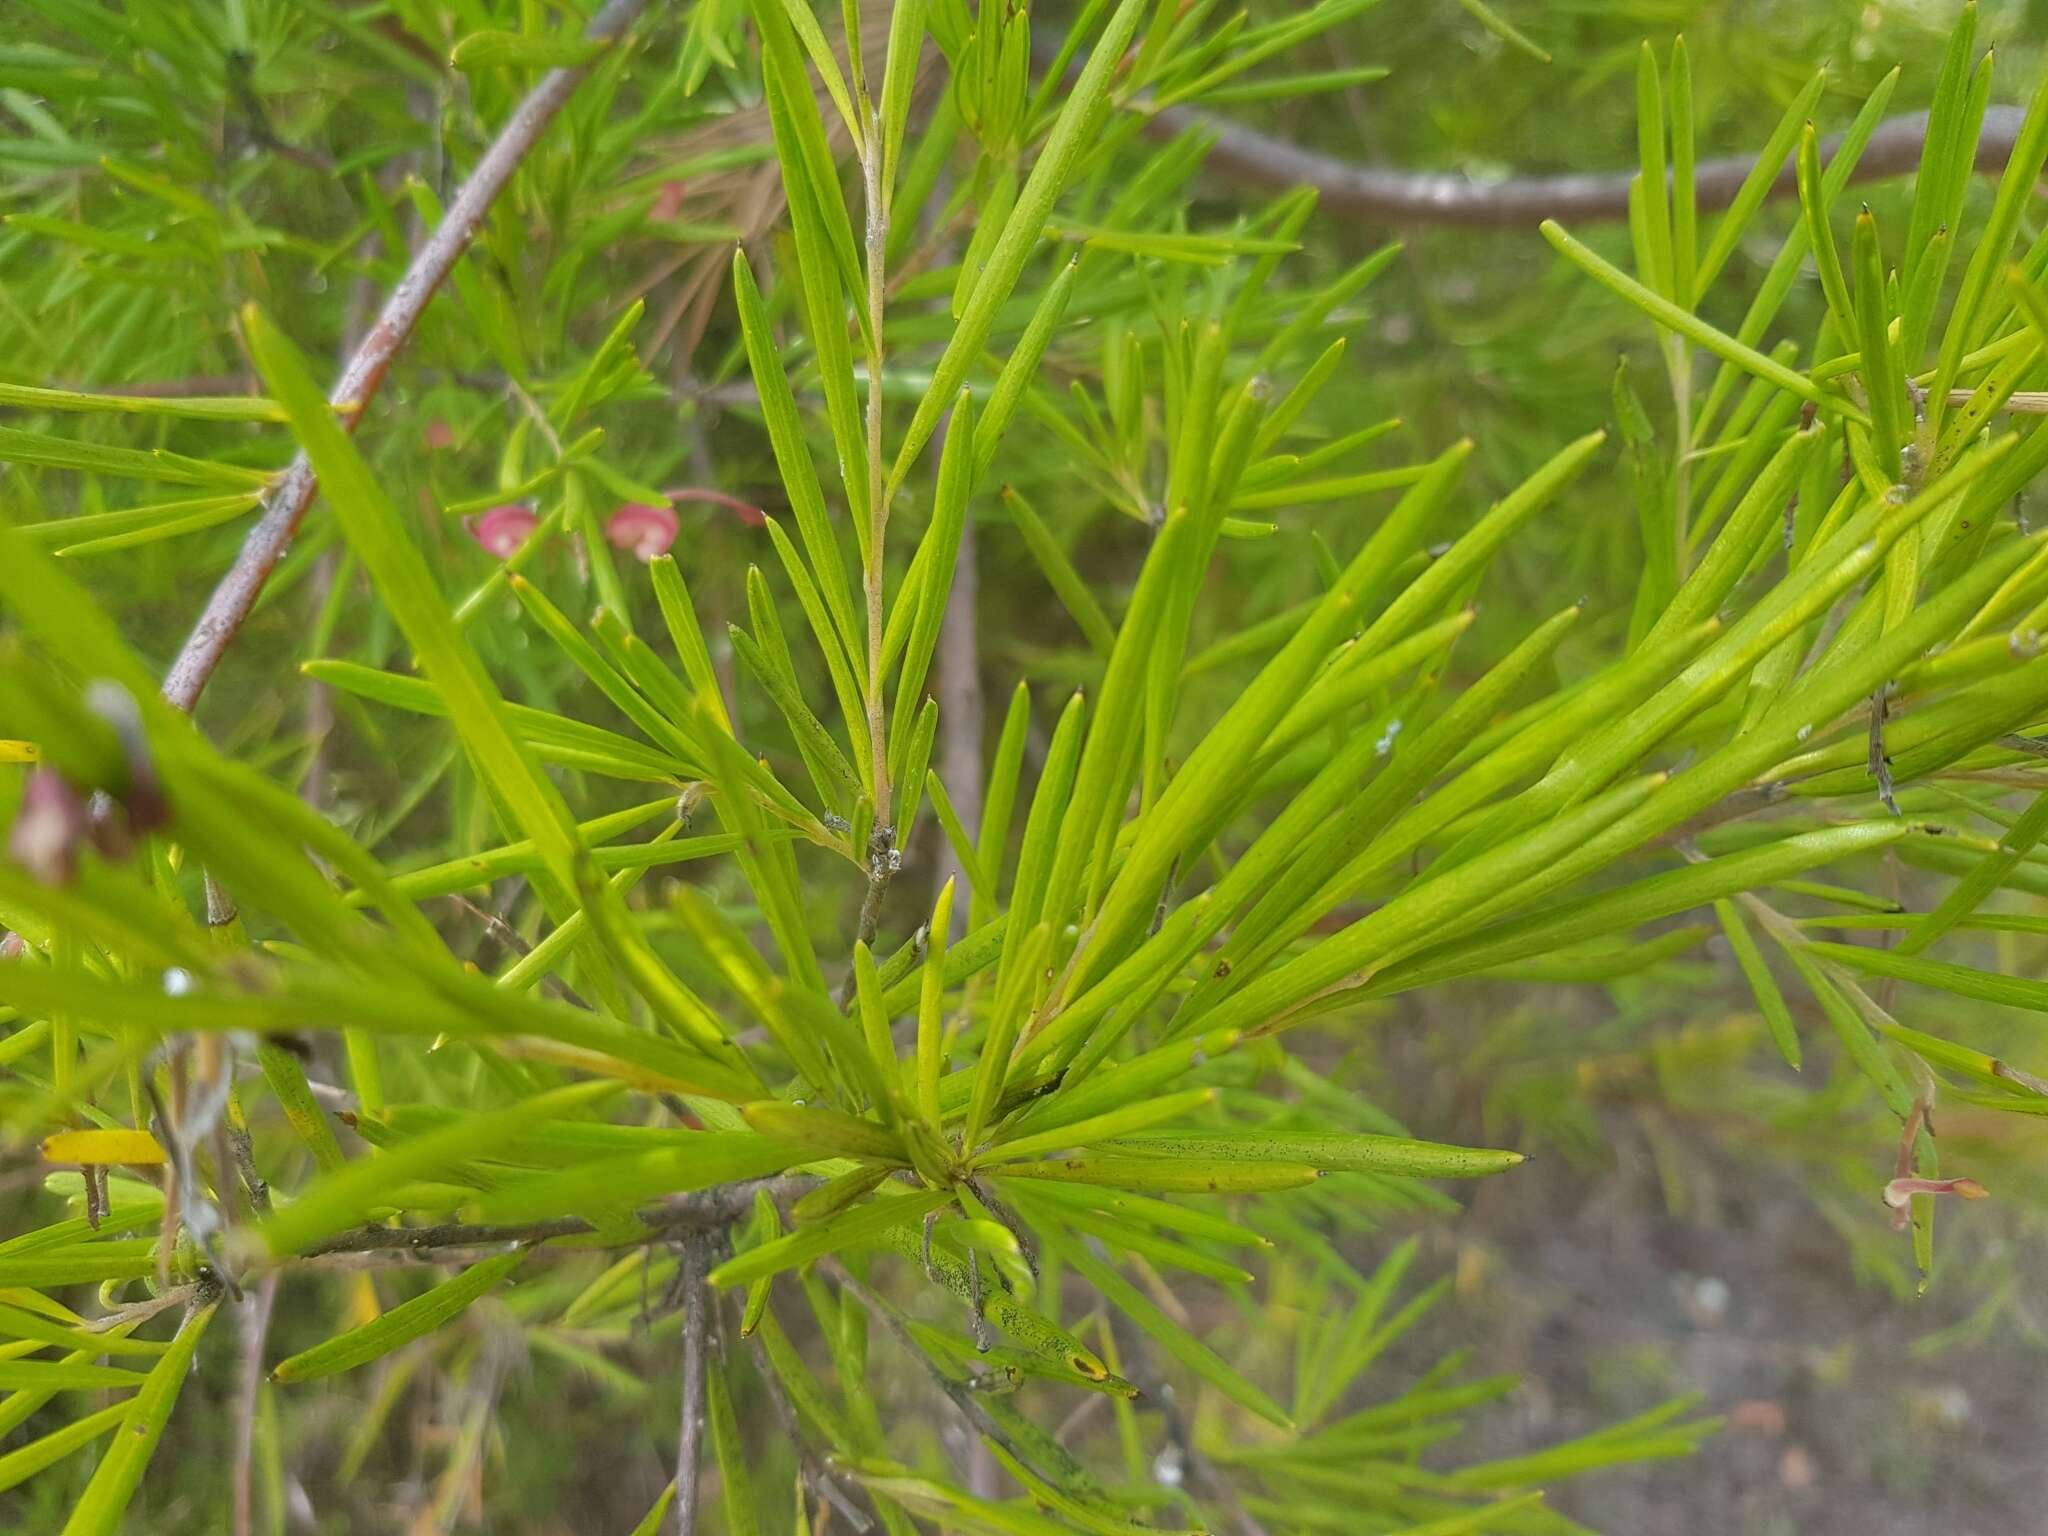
[295,1176,812,1261]
[670,1233,713,1536]
[161,0,658,713]
[1155,102,2030,230]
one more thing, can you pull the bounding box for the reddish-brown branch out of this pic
[663,485,768,524]
[161,0,657,713]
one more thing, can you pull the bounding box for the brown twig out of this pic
[296,1245,608,1273]
[87,1285,199,1334]
[1961,389,2048,414]
[443,894,591,1010]
[161,0,658,714]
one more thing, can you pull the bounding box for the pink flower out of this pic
[423,419,456,451]
[470,504,539,558]
[9,770,85,887]
[1884,1175,1988,1229]
[650,180,689,221]
[604,502,678,561]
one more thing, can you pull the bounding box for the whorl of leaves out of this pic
[1,1,2045,1532]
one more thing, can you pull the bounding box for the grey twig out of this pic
[1106,1306,1269,1536]
[1870,684,1899,816]
[836,825,900,1008]
[231,1273,280,1536]
[1043,33,2027,231]
[671,1233,712,1536]
[299,1176,814,1260]
[747,1311,874,1532]
[1999,732,2048,760]
[855,826,897,948]
[1152,102,2030,230]
[299,260,380,811]
[227,1116,270,1218]
[823,1259,1057,1488]
[161,0,658,713]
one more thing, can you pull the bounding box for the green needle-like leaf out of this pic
[708,1186,953,1287]
[60,1300,216,1536]
[1542,222,1864,422]
[273,1251,522,1383]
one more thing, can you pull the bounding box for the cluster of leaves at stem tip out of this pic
[1,0,2048,1531]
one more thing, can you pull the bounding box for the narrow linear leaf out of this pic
[60,1300,217,1536]
[272,1251,522,1383]
[709,1186,953,1288]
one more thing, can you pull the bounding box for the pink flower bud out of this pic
[651,180,689,221]
[423,419,456,451]
[9,769,86,886]
[604,502,678,561]
[470,504,539,559]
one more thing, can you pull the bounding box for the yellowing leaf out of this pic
[40,1130,166,1167]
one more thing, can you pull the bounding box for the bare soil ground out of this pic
[1418,1135,2041,1535]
